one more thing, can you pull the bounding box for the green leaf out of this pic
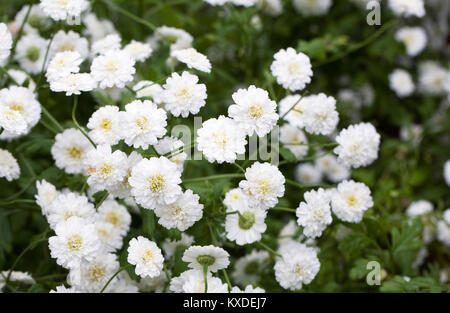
[390,219,423,275]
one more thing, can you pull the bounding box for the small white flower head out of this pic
[162,233,194,259]
[280,124,309,159]
[203,0,229,6]
[40,0,89,21]
[443,209,450,225]
[231,285,266,293]
[83,13,117,42]
[46,51,83,82]
[331,180,373,223]
[68,252,119,293]
[239,162,285,209]
[292,0,332,16]
[278,220,299,245]
[154,189,204,231]
[183,245,230,272]
[0,271,35,290]
[170,269,228,293]
[91,34,122,56]
[270,47,313,92]
[50,285,80,293]
[7,69,36,92]
[171,48,212,73]
[296,188,332,238]
[87,105,122,146]
[162,71,207,118]
[334,122,381,168]
[51,128,93,175]
[97,199,131,235]
[257,0,283,16]
[389,69,415,98]
[0,86,41,137]
[0,23,12,64]
[50,30,89,60]
[35,179,59,215]
[107,151,143,199]
[388,0,425,18]
[301,93,339,135]
[91,50,136,89]
[406,200,433,218]
[129,156,182,209]
[133,81,164,104]
[400,124,423,146]
[225,205,267,245]
[15,33,49,74]
[50,73,97,96]
[85,145,128,191]
[47,192,96,229]
[230,0,258,7]
[94,221,124,252]
[418,61,450,96]
[197,115,247,164]
[437,220,450,247]
[135,271,168,293]
[127,236,164,278]
[48,216,101,269]
[315,154,350,183]
[154,136,187,171]
[395,27,427,57]
[228,85,278,137]
[444,161,450,187]
[232,250,270,285]
[224,188,249,211]
[279,94,306,127]
[155,26,193,52]
[123,40,153,62]
[274,243,320,290]
[11,4,48,36]
[295,163,322,185]
[0,149,20,181]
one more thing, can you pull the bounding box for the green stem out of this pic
[203,265,208,293]
[232,162,246,174]
[221,269,232,291]
[270,206,296,213]
[35,33,55,89]
[101,0,157,31]
[257,241,281,257]
[41,105,64,132]
[7,5,32,66]
[100,264,131,293]
[72,95,96,147]
[182,173,244,184]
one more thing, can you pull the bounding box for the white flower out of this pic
[161,71,207,118]
[239,162,285,209]
[231,285,265,293]
[87,105,122,146]
[171,48,211,73]
[133,81,164,104]
[154,136,187,171]
[230,0,258,6]
[257,0,283,16]
[296,188,332,238]
[295,163,322,185]
[225,205,267,245]
[162,233,194,259]
[388,0,425,18]
[278,220,299,245]
[418,61,450,96]
[47,192,96,229]
[127,236,164,278]
[292,0,332,16]
[91,50,136,89]
[15,33,49,74]
[395,27,427,57]
[406,200,433,218]
[315,154,350,183]
[197,115,247,164]
[400,124,423,146]
[107,152,143,199]
[331,180,373,223]
[203,0,229,6]
[183,245,230,272]
[437,221,450,247]
[0,23,12,64]
[232,250,269,285]
[154,189,204,231]
[135,271,168,293]
[129,156,182,209]
[334,122,381,168]
[97,199,131,235]
[85,145,128,191]
[50,72,97,96]
[40,0,89,21]
[50,30,89,60]
[270,47,313,92]
[51,128,93,175]
[50,285,80,293]
[11,4,48,36]
[123,40,153,62]
[7,69,36,92]
[35,179,59,215]
[120,100,167,149]
[228,85,278,137]
[444,161,450,187]
[224,188,249,211]
[170,269,228,293]
[155,26,193,52]
[389,69,415,97]
[301,93,339,135]
[91,34,121,56]
[84,14,117,42]
[279,94,305,127]
[48,216,101,269]
[46,51,83,82]
[274,243,320,290]
[280,124,309,159]
[94,221,124,252]
[0,149,20,181]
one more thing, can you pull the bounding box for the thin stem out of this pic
[102,0,157,31]
[203,265,208,293]
[221,269,232,291]
[270,206,296,213]
[95,192,110,209]
[72,95,96,147]
[182,173,244,184]
[285,178,333,190]
[257,241,281,257]
[232,162,246,174]
[280,96,301,119]
[100,264,131,293]
[7,5,32,65]
[163,263,172,281]
[41,105,64,132]
[35,33,55,88]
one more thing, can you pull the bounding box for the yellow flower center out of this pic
[106,211,119,226]
[136,116,148,130]
[100,118,112,130]
[67,146,83,159]
[257,180,271,195]
[10,102,24,112]
[88,265,106,282]
[67,234,82,251]
[148,174,165,192]
[248,104,263,119]
[142,249,154,263]
[98,163,113,177]
[346,195,357,207]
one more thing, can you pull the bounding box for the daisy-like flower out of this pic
[35,179,59,216]
[155,189,203,231]
[279,94,306,127]
[107,152,143,199]
[170,269,228,293]
[270,47,313,92]
[389,69,415,98]
[162,233,194,259]
[395,27,427,57]
[0,23,12,64]
[257,0,283,15]
[50,73,97,96]
[129,156,182,209]
[296,188,332,238]
[331,180,373,223]
[0,149,20,181]
[239,162,285,209]
[224,188,249,211]
[87,105,122,146]
[91,34,121,56]
[334,122,381,168]
[228,85,278,137]
[295,163,322,185]
[444,161,450,187]
[51,128,93,175]
[292,0,332,16]
[15,33,49,74]
[388,0,425,18]
[120,100,167,149]
[197,115,247,164]
[46,51,83,82]
[225,205,267,245]
[135,271,168,293]
[277,220,299,245]
[279,124,309,159]
[0,271,35,291]
[47,192,96,229]
[85,145,128,191]
[301,93,339,135]
[437,220,450,247]
[155,26,193,52]
[406,200,433,218]
[48,216,101,269]
[203,0,229,5]
[418,61,450,96]
[50,285,80,293]
[127,236,164,278]
[154,136,187,171]
[97,199,132,235]
[50,30,89,60]
[232,250,269,286]
[133,81,164,104]
[11,4,48,35]
[274,243,320,290]
[161,71,207,118]
[315,154,350,183]
[122,41,152,63]
[40,0,89,21]
[94,221,124,252]
[91,50,136,89]
[171,48,212,73]
[183,245,230,272]
[84,14,117,42]
[7,69,36,92]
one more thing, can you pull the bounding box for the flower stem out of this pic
[257,241,281,257]
[72,95,96,147]
[203,265,209,293]
[100,264,131,293]
[182,173,244,184]
[102,0,157,31]
[222,269,232,291]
